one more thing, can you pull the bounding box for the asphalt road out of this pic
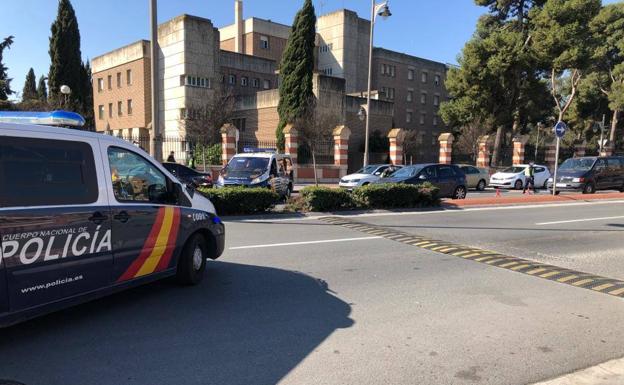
[2,200,624,385]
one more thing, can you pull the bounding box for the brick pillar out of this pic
[220,123,237,165]
[283,124,298,164]
[545,139,558,171]
[512,135,529,165]
[438,133,454,165]
[333,125,351,178]
[387,128,406,165]
[476,135,492,168]
[574,140,587,158]
[283,124,299,180]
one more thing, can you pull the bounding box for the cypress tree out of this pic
[0,36,15,101]
[48,0,84,110]
[80,60,94,130]
[37,75,48,102]
[22,68,37,101]
[276,0,316,150]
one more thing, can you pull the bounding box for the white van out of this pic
[0,112,224,326]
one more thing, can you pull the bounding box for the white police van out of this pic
[0,111,224,326]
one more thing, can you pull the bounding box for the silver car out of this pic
[339,164,402,189]
[458,164,489,191]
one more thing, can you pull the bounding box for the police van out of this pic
[0,111,225,326]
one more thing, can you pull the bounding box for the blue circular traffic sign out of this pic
[554,121,567,138]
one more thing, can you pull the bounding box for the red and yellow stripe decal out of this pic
[118,207,181,282]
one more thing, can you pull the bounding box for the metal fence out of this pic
[297,140,335,164]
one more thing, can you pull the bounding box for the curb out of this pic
[531,356,624,385]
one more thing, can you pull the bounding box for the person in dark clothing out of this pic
[166,151,176,163]
[523,162,537,194]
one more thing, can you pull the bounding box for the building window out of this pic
[97,78,104,92]
[407,90,413,102]
[406,111,413,123]
[252,78,260,88]
[228,74,236,85]
[127,99,133,115]
[320,43,333,53]
[108,103,113,118]
[232,118,246,132]
[380,87,387,99]
[260,35,269,49]
[107,75,112,90]
[241,76,248,87]
[433,95,440,106]
[98,105,104,120]
[116,72,122,88]
[433,115,439,126]
[127,69,133,85]
[380,64,386,75]
[388,88,395,100]
[420,113,426,125]
[421,72,428,83]
[389,65,395,77]
[117,101,123,116]
[408,69,414,81]
[421,92,427,104]
[434,74,441,86]
[263,79,271,89]
[182,75,212,89]
[322,67,333,76]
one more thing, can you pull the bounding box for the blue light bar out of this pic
[243,147,277,153]
[0,110,86,127]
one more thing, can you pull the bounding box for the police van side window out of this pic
[107,147,171,204]
[0,136,98,207]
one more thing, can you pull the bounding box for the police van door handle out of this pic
[114,211,130,223]
[88,212,109,224]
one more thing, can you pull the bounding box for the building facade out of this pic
[92,1,450,166]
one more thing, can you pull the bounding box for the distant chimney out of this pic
[235,0,244,54]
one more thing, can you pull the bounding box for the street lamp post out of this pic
[60,85,71,109]
[363,1,391,167]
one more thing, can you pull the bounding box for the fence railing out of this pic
[297,140,335,164]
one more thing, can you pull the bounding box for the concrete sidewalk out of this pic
[532,356,624,385]
[444,192,624,208]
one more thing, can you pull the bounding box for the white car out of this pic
[489,164,551,190]
[339,164,402,189]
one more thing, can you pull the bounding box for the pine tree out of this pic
[22,68,37,101]
[37,75,48,102]
[0,36,15,101]
[276,0,316,151]
[48,0,84,110]
[80,60,94,130]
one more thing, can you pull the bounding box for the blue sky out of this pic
[1,0,620,100]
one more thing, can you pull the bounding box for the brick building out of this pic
[92,1,450,167]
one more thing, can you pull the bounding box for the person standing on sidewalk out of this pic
[523,162,537,194]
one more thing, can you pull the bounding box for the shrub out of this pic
[300,186,355,212]
[198,187,280,215]
[352,182,440,209]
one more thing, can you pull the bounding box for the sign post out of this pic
[552,121,567,195]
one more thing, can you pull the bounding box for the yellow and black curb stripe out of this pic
[320,216,624,299]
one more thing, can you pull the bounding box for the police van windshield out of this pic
[223,157,269,178]
[559,158,596,171]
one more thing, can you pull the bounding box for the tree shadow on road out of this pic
[0,262,353,385]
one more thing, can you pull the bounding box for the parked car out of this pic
[547,156,624,194]
[489,164,551,190]
[339,164,403,189]
[458,164,489,191]
[0,112,225,326]
[378,163,468,199]
[163,162,213,188]
[216,151,294,199]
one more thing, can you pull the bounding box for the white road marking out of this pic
[229,236,383,250]
[228,199,624,223]
[536,215,624,226]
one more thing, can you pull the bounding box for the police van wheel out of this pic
[176,234,207,286]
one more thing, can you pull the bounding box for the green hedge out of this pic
[300,183,439,212]
[198,187,280,215]
[300,187,355,212]
[353,182,439,209]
